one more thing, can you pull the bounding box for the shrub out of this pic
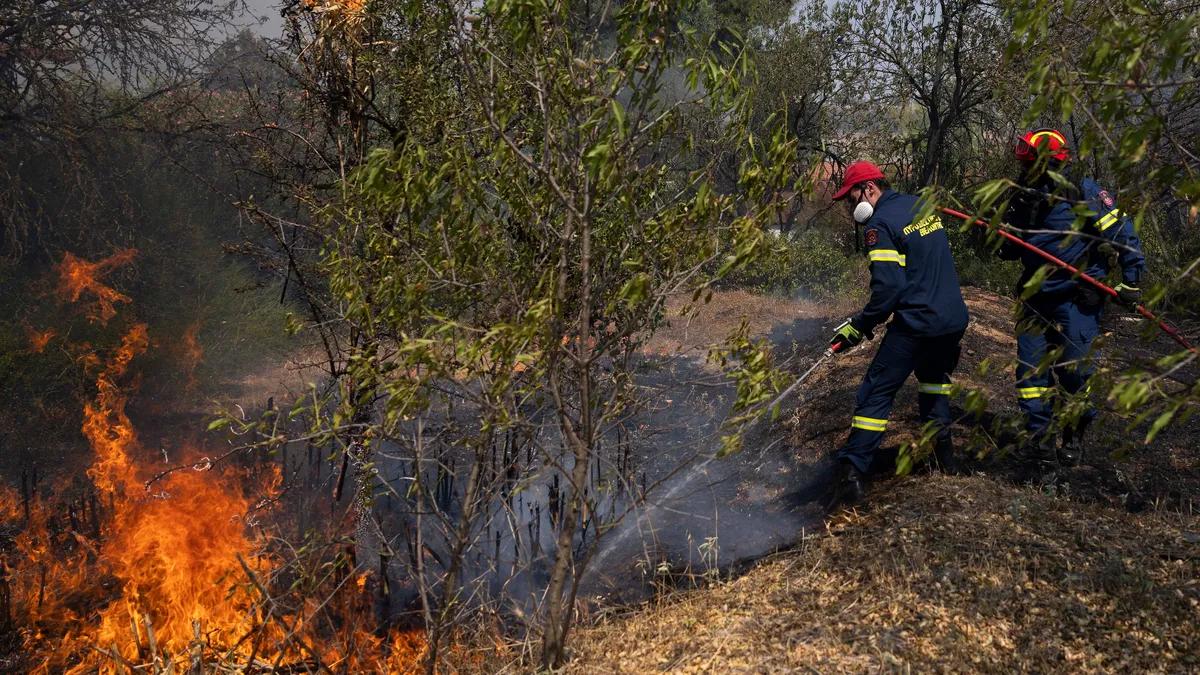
[944,223,1023,294]
[720,227,867,301]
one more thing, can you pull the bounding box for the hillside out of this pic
[566,287,1200,673]
[568,475,1198,673]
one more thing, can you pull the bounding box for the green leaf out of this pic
[584,142,610,175]
[610,99,628,139]
[1020,265,1054,300]
[1145,408,1175,444]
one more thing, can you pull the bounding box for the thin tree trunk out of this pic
[542,210,593,669]
[425,455,485,675]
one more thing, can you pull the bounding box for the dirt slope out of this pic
[567,287,1200,674]
[568,476,1199,674]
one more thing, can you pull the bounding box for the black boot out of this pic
[1059,417,1093,467]
[834,461,866,507]
[1020,436,1057,466]
[933,434,962,476]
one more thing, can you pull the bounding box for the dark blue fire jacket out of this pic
[856,190,970,338]
[1002,177,1146,296]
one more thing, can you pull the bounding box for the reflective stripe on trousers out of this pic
[836,329,964,473]
[1015,291,1101,438]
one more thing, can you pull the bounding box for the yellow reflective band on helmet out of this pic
[918,382,952,395]
[867,250,906,266]
[1097,209,1124,232]
[1017,386,1051,400]
[851,415,889,431]
[1030,129,1066,146]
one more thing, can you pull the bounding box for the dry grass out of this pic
[176,288,1197,674]
[567,475,1200,674]
[641,290,858,358]
[204,344,336,412]
[567,287,1200,674]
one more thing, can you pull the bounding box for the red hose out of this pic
[936,206,1198,354]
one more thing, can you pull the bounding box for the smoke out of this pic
[583,320,834,597]
[361,312,836,618]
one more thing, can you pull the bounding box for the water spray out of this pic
[937,206,1198,354]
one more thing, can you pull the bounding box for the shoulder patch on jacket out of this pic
[864,229,879,247]
[1098,190,1114,207]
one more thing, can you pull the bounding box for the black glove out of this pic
[1115,283,1141,308]
[1076,283,1108,308]
[830,318,870,353]
[995,207,1027,261]
[996,238,1024,261]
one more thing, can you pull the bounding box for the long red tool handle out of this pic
[937,206,1198,354]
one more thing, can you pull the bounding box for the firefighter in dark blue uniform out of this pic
[829,162,971,505]
[1001,129,1146,467]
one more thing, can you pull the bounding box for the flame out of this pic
[0,487,22,520]
[53,249,136,324]
[76,348,102,372]
[83,324,148,495]
[180,322,203,390]
[2,252,430,673]
[75,325,279,663]
[0,325,288,672]
[23,323,55,353]
[91,468,270,658]
[0,479,95,634]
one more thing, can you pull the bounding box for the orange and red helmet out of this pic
[1014,128,1069,163]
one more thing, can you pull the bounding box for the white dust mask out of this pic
[853,200,874,224]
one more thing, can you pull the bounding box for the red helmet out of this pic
[1014,128,1069,162]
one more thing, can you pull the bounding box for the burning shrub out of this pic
[0,252,433,674]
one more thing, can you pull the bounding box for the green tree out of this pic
[233,0,800,669]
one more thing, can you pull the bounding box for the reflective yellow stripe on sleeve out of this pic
[867,250,906,266]
[918,382,953,395]
[851,415,889,431]
[1017,386,1051,400]
[1096,210,1124,232]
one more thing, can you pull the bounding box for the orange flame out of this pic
[83,324,149,495]
[90,468,271,658]
[23,323,55,353]
[6,260,433,672]
[75,325,279,663]
[53,249,136,324]
[0,480,95,634]
[4,328,429,672]
[180,322,203,390]
[0,323,273,671]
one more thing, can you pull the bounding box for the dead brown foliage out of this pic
[568,475,1200,673]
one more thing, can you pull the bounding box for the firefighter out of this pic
[1000,128,1146,468]
[829,161,971,505]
